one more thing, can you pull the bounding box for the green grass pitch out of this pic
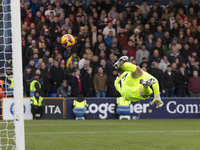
[25,119,200,150]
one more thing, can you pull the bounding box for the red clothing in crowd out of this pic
[117,33,129,49]
[188,77,200,93]
[123,45,136,58]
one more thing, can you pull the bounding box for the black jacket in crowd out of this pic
[176,72,188,89]
[163,71,176,89]
[80,68,93,97]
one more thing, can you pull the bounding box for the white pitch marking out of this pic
[26,130,200,135]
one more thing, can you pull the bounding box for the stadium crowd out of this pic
[19,0,200,98]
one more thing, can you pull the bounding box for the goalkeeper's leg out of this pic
[114,56,136,71]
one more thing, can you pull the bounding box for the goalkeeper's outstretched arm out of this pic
[151,79,163,108]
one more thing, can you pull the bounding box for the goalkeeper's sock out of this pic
[142,86,152,96]
[121,62,137,72]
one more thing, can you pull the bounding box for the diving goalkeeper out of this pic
[114,56,163,108]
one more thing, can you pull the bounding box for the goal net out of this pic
[0,0,25,150]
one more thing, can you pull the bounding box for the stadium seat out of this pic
[35,114,41,119]
[75,117,85,120]
[49,93,57,97]
[119,115,130,120]
[116,106,130,115]
[73,108,86,120]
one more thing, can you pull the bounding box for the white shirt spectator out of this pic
[45,9,56,17]
[79,58,86,70]
[159,58,170,72]
[139,2,150,18]
[136,47,150,65]
[103,23,116,38]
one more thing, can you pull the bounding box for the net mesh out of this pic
[0,0,16,149]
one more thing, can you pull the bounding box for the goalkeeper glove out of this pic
[151,94,164,108]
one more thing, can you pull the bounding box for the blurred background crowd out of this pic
[19,0,200,98]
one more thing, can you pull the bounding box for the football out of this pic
[61,34,75,48]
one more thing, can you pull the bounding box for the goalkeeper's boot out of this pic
[139,78,157,87]
[113,56,129,69]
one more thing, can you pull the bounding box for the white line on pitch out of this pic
[26,130,200,135]
[25,123,139,126]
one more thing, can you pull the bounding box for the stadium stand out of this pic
[18,0,200,98]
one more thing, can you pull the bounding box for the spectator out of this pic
[136,44,149,65]
[168,46,185,64]
[97,14,107,30]
[162,65,176,97]
[54,0,64,17]
[148,49,161,64]
[61,0,72,17]
[154,40,164,57]
[29,0,39,16]
[65,61,75,81]
[188,0,200,14]
[89,26,98,47]
[110,6,119,20]
[40,62,52,97]
[103,22,116,38]
[95,42,108,56]
[50,60,64,93]
[93,67,108,97]
[139,0,150,19]
[169,37,182,51]
[176,66,188,97]
[129,28,142,49]
[106,53,116,75]
[80,61,93,97]
[159,56,170,72]
[73,15,84,36]
[109,42,121,57]
[56,80,71,97]
[99,59,109,75]
[61,17,72,31]
[25,40,38,61]
[104,12,116,24]
[149,61,164,92]
[77,26,88,45]
[66,52,80,69]
[21,2,31,22]
[71,69,82,97]
[105,31,114,47]
[50,17,61,41]
[167,11,176,30]
[153,25,164,41]
[177,30,188,46]
[142,24,151,40]
[90,55,100,77]
[79,53,88,70]
[115,0,125,13]
[117,28,129,49]
[188,70,200,97]
[107,69,120,97]
[45,4,56,17]
[23,66,33,96]
[144,33,155,51]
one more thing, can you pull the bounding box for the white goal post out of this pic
[0,0,25,149]
[11,0,25,149]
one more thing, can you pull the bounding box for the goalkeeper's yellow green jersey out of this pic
[114,70,158,102]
